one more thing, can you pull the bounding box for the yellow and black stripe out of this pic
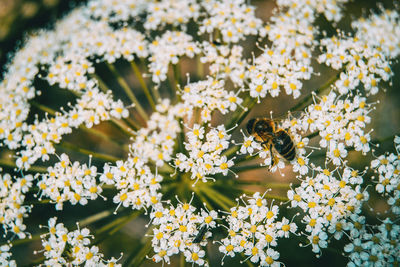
[273,130,296,161]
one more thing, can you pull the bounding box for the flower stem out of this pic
[94,210,142,244]
[130,61,156,110]
[230,163,265,173]
[107,63,149,121]
[110,119,136,137]
[289,68,344,112]
[196,55,204,78]
[31,99,129,150]
[225,95,256,131]
[236,181,292,189]
[90,73,109,93]
[55,141,122,162]
[30,101,56,115]
[0,159,47,173]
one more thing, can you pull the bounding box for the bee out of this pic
[246,118,296,163]
[192,225,208,243]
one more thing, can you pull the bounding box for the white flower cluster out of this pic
[149,31,200,83]
[107,157,163,212]
[0,172,33,240]
[219,192,297,266]
[288,166,367,255]
[150,201,217,266]
[319,10,398,96]
[37,154,102,210]
[15,86,128,171]
[106,100,185,211]
[248,46,312,100]
[0,245,16,267]
[199,0,264,43]
[181,78,243,122]
[175,124,233,184]
[344,217,400,266]
[371,136,400,215]
[286,92,374,165]
[248,0,322,101]
[277,0,350,22]
[352,9,400,59]
[87,0,146,22]
[200,44,247,87]
[144,0,200,30]
[38,217,121,266]
[319,36,392,95]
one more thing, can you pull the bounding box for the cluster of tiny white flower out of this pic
[149,201,217,266]
[175,124,234,184]
[371,136,400,215]
[144,0,200,30]
[277,0,350,22]
[318,10,399,96]
[240,91,375,173]
[37,217,121,266]
[287,166,367,255]
[247,0,318,101]
[37,154,101,210]
[218,192,297,266]
[0,172,33,240]
[319,36,392,95]
[285,92,375,165]
[181,78,243,122]
[352,9,400,59]
[15,86,128,171]
[200,44,247,87]
[344,217,400,266]
[0,244,16,267]
[199,0,264,43]
[87,0,146,22]
[149,31,200,83]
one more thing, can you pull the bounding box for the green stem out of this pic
[305,131,320,139]
[110,119,136,137]
[193,187,215,210]
[231,163,266,173]
[30,101,56,115]
[225,96,256,131]
[178,119,186,154]
[94,210,142,244]
[107,63,149,121]
[222,145,239,160]
[79,125,129,152]
[2,208,117,247]
[289,68,344,112]
[196,55,204,78]
[199,186,231,211]
[89,73,109,93]
[0,159,47,173]
[79,209,114,227]
[236,180,292,189]
[139,58,161,101]
[180,253,186,267]
[32,95,129,151]
[55,141,121,162]
[130,61,156,110]
[125,235,153,266]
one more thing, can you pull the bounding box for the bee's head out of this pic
[246,118,256,135]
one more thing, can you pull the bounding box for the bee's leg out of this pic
[261,141,275,168]
[269,143,276,167]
